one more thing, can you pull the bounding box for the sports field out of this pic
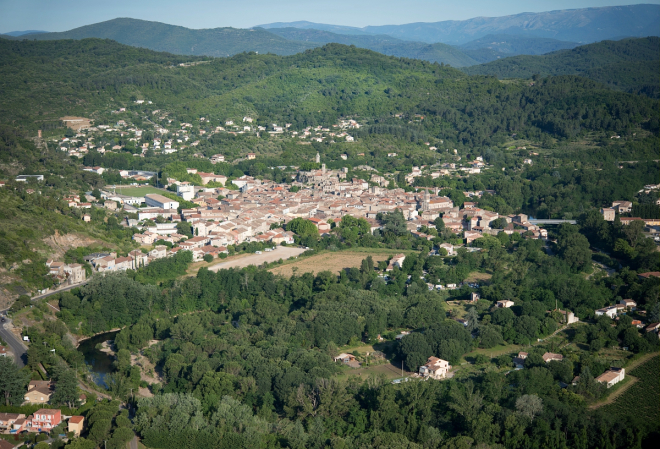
[110,185,164,196]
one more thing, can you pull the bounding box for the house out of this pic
[68,416,84,436]
[386,254,406,271]
[619,299,637,310]
[419,356,451,379]
[470,292,480,303]
[595,306,618,319]
[24,380,54,404]
[631,320,644,329]
[333,353,360,368]
[439,243,454,255]
[513,352,528,369]
[601,208,615,222]
[0,439,17,449]
[542,353,563,363]
[645,323,660,333]
[612,201,632,213]
[247,153,256,160]
[0,345,6,357]
[556,309,579,324]
[596,367,625,388]
[496,300,514,308]
[29,409,61,432]
[464,231,483,244]
[638,272,660,281]
[197,172,227,186]
[210,154,225,164]
[0,413,25,432]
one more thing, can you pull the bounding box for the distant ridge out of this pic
[12,18,317,57]
[3,30,48,36]
[259,4,660,44]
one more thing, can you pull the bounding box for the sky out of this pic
[1,0,659,33]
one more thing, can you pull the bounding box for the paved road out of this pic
[209,246,307,272]
[0,318,27,367]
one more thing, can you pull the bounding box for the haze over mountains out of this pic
[258,4,660,44]
[3,4,659,69]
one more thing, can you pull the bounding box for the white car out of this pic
[255,251,262,254]
[265,248,272,252]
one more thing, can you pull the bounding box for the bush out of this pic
[203,254,213,263]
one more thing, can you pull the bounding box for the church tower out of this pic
[423,188,430,211]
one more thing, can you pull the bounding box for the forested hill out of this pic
[463,37,660,98]
[9,18,318,57]
[1,39,657,148]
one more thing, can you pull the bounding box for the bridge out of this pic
[529,219,576,225]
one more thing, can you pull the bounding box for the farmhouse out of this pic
[595,367,625,388]
[419,357,451,379]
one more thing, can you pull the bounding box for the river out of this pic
[77,331,118,388]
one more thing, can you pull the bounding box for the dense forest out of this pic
[463,37,660,98]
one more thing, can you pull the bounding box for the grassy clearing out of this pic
[464,271,492,283]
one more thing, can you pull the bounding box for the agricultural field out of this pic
[269,248,416,277]
[601,354,660,430]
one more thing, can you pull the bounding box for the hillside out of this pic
[1,38,656,147]
[12,18,317,57]
[264,27,479,67]
[260,4,660,44]
[463,37,660,97]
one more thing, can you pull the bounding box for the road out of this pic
[529,219,577,225]
[208,246,307,272]
[0,318,27,367]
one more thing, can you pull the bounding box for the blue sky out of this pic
[1,0,658,33]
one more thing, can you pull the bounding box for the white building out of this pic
[145,194,179,210]
[419,357,451,379]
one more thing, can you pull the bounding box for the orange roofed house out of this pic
[28,409,61,432]
[68,416,84,436]
[419,357,451,379]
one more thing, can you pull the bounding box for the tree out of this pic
[203,254,213,263]
[0,357,29,406]
[556,225,591,272]
[515,394,543,420]
[433,217,445,231]
[399,333,431,371]
[382,209,407,236]
[52,367,80,408]
[286,218,319,238]
[176,222,193,238]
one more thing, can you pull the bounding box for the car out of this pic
[255,251,262,254]
[1,318,5,322]
[265,248,272,252]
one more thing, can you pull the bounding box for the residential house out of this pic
[386,254,406,271]
[595,306,618,319]
[612,201,632,213]
[28,409,61,432]
[24,380,54,404]
[645,323,660,333]
[0,413,25,432]
[595,367,625,388]
[556,309,579,324]
[542,353,563,363]
[0,346,6,357]
[513,352,528,369]
[601,208,615,222]
[496,300,514,308]
[419,357,451,379]
[638,272,660,281]
[619,299,637,310]
[68,416,84,437]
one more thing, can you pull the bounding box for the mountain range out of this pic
[4,4,658,69]
[258,4,660,44]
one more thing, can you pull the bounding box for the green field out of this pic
[111,186,164,197]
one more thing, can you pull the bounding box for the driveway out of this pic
[208,246,306,272]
